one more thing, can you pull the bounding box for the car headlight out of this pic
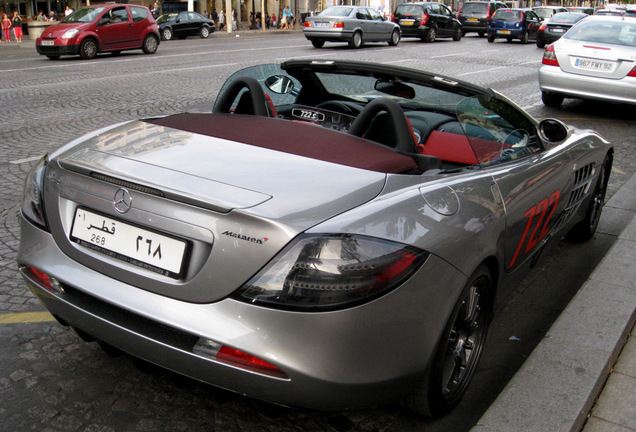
[232,234,428,311]
[21,155,49,231]
[62,29,79,39]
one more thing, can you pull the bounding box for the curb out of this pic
[470,171,636,432]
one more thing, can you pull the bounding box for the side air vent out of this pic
[552,163,596,231]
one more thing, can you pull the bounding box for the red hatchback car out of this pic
[36,4,160,60]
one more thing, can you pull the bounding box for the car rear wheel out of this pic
[311,39,325,48]
[478,31,485,37]
[536,38,546,48]
[520,31,529,44]
[142,34,158,54]
[452,26,462,41]
[423,27,436,42]
[389,29,400,46]
[79,38,98,59]
[403,265,493,417]
[487,34,495,43]
[349,31,363,48]
[162,28,173,41]
[541,91,564,108]
[200,26,210,38]
[567,154,612,242]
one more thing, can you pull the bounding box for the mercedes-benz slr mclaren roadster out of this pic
[18,60,612,417]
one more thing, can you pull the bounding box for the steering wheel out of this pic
[213,76,270,117]
[348,98,418,154]
[315,100,355,115]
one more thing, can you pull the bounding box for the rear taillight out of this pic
[542,45,559,67]
[628,66,636,77]
[391,13,395,22]
[539,24,546,31]
[420,13,429,25]
[333,21,344,28]
[304,21,311,28]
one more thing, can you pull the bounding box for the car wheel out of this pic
[506,37,513,42]
[567,155,612,242]
[311,39,325,48]
[487,34,495,43]
[79,38,98,59]
[536,38,545,48]
[201,26,210,38]
[349,31,362,48]
[541,91,564,108]
[520,31,529,44]
[478,31,485,37]
[111,50,121,56]
[424,27,436,42]
[388,29,400,46]
[162,28,173,41]
[142,34,158,54]
[403,265,493,417]
[452,26,462,41]
[46,55,60,60]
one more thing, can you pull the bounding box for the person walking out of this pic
[218,9,225,31]
[11,11,22,43]
[1,13,11,43]
[285,6,293,30]
[281,7,288,30]
[231,8,237,31]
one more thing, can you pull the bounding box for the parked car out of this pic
[157,11,215,40]
[392,1,463,42]
[487,8,541,43]
[594,9,625,16]
[567,7,594,15]
[539,15,636,107]
[536,12,587,48]
[36,4,160,60]
[18,59,612,418]
[303,5,400,48]
[457,0,507,37]
[533,6,569,22]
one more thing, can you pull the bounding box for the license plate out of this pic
[550,28,565,33]
[41,40,55,46]
[401,19,416,26]
[70,208,187,278]
[497,30,511,34]
[574,58,614,72]
[468,18,479,22]
[315,22,330,28]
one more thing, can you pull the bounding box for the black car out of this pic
[536,12,587,48]
[157,11,215,40]
[457,1,507,37]
[392,2,462,42]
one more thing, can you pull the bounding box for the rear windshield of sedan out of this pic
[62,7,106,23]
[565,20,636,46]
[492,10,522,21]
[319,6,353,17]
[461,3,488,14]
[549,12,587,23]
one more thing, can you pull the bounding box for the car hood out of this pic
[52,119,388,231]
[41,22,91,37]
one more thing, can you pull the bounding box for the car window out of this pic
[188,12,199,21]
[440,5,452,17]
[428,4,441,14]
[367,8,384,21]
[493,10,522,21]
[356,9,371,20]
[527,11,539,21]
[178,11,189,21]
[130,6,149,23]
[395,5,423,17]
[320,6,353,17]
[106,7,129,24]
[462,3,488,14]
[62,6,105,23]
[565,20,636,46]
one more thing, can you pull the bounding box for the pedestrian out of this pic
[285,6,293,30]
[150,2,159,19]
[280,7,287,30]
[1,13,11,43]
[36,11,46,21]
[218,9,225,31]
[211,8,218,26]
[11,11,22,43]
[271,13,276,28]
[48,10,58,21]
[231,8,237,31]
[64,5,73,17]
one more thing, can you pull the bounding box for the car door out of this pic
[366,7,388,40]
[525,10,541,40]
[96,6,135,50]
[455,96,574,273]
[172,11,190,38]
[434,3,453,36]
[186,12,202,36]
[354,8,372,40]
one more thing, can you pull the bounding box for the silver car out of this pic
[303,5,400,48]
[18,60,611,417]
[539,15,636,107]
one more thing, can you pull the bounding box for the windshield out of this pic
[493,10,522,21]
[565,20,636,46]
[319,7,353,17]
[549,12,586,24]
[462,3,488,14]
[533,8,556,19]
[61,7,106,23]
[157,13,178,23]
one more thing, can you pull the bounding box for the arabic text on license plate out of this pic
[41,40,55,46]
[574,58,614,72]
[401,19,416,25]
[315,22,330,28]
[498,30,511,34]
[70,208,187,278]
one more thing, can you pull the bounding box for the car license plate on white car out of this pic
[574,58,615,72]
[70,208,187,278]
[41,40,55,46]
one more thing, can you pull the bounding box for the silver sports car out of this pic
[303,6,400,48]
[18,60,612,417]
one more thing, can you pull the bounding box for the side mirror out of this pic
[264,75,295,94]
[375,80,416,99]
[538,118,569,144]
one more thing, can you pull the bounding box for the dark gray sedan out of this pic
[303,6,400,48]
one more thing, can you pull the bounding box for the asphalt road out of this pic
[1,32,635,432]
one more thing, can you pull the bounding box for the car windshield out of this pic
[395,5,424,16]
[534,8,556,19]
[156,13,178,23]
[319,7,353,17]
[564,20,636,46]
[61,7,106,23]
[493,10,522,21]
[549,12,586,24]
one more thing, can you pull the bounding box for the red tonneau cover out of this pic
[146,113,418,174]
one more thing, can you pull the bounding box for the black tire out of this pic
[541,91,564,108]
[46,55,60,60]
[567,155,612,242]
[506,37,513,42]
[142,34,158,54]
[487,34,495,43]
[536,38,546,48]
[520,31,528,44]
[111,50,122,56]
[79,38,98,59]
[403,265,493,417]
[424,27,436,42]
[200,26,210,38]
[311,39,325,48]
[349,31,362,48]
[162,27,173,41]
[388,29,400,46]
[478,31,485,37]
[452,26,462,41]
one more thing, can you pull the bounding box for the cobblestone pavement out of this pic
[1,35,635,432]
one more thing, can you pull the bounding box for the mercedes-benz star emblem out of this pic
[113,188,132,214]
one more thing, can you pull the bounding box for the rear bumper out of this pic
[303,28,353,42]
[399,25,430,37]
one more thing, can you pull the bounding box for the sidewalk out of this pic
[471,172,636,432]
